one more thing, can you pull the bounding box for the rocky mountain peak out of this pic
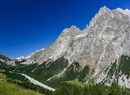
[21,6,130,66]
[61,25,81,37]
[98,6,111,16]
[5,6,130,89]
[116,8,130,17]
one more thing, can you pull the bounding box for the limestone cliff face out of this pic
[20,6,130,88]
[23,6,130,67]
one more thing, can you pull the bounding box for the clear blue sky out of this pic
[0,0,130,58]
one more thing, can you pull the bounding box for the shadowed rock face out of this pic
[17,6,130,88]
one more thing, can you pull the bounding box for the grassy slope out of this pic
[66,80,84,87]
[0,71,43,95]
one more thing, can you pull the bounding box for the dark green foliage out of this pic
[61,62,90,82]
[15,63,38,73]
[62,62,80,80]
[53,87,69,95]
[107,60,117,79]
[0,62,15,72]
[79,65,89,81]
[103,83,129,95]
[87,84,104,95]
[53,83,130,95]
[106,55,130,83]
[107,83,124,95]
[0,62,8,69]
[118,55,130,78]
[29,57,69,82]
[15,60,26,66]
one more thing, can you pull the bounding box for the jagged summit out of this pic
[116,8,130,17]
[98,6,111,16]
[61,25,81,37]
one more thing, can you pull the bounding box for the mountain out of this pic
[2,6,130,90]
[0,54,10,63]
[0,54,16,66]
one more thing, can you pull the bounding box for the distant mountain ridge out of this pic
[0,54,10,63]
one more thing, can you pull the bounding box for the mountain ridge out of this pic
[2,6,130,89]
[20,6,130,68]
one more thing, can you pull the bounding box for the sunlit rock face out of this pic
[23,6,130,67]
[20,6,130,88]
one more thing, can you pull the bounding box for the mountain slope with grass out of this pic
[0,70,43,95]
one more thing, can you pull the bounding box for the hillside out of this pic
[0,70,43,95]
